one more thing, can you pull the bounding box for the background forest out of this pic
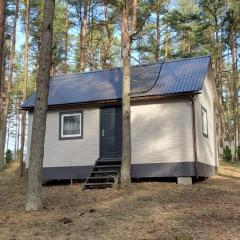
[0,0,240,166]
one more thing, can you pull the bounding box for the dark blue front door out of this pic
[100,107,122,158]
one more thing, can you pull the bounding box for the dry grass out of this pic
[1,161,240,240]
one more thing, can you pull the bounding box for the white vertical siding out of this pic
[195,74,217,166]
[131,100,194,164]
[26,108,100,168]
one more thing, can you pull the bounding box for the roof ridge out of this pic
[52,67,122,79]
[52,55,211,80]
[164,55,210,64]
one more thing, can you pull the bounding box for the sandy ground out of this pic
[1,161,240,240]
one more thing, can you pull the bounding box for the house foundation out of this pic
[177,177,192,185]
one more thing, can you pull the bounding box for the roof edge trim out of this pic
[21,91,201,111]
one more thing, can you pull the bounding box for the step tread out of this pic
[83,158,121,190]
[87,176,115,179]
[92,170,119,173]
[85,182,113,186]
[94,165,121,168]
[97,159,121,163]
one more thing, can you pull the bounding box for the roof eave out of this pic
[20,91,201,111]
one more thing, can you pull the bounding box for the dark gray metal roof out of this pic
[21,55,210,109]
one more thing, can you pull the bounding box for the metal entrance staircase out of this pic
[83,158,121,189]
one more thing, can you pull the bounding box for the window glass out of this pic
[201,107,208,137]
[60,112,82,139]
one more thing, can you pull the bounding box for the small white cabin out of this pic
[22,56,218,185]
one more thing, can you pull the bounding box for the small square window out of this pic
[201,106,208,138]
[59,112,83,140]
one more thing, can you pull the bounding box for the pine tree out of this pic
[25,0,55,211]
[0,0,19,172]
[0,0,6,172]
[120,0,137,187]
[20,0,30,177]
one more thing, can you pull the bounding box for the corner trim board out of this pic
[191,96,199,178]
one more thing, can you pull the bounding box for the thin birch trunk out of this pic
[25,0,55,211]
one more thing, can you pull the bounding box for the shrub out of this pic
[223,146,232,162]
[5,149,13,164]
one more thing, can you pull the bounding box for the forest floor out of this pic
[1,161,240,240]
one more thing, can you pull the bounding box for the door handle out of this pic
[102,129,105,137]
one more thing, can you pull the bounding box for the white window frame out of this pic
[201,106,208,138]
[60,111,83,140]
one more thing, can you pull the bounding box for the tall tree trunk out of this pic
[25,0,55,211]
[20,0,30,177]
[213,14,226,154]
[0,115,7,167]
[89,5,94,70]
[64,3,69,74]
[14,99,19,159]
[0,0,6,172]
[101,3,113,69]
[0,0,5,93]
[17,112,20,158]
[164,30,169,58]
[222,57,231,148]
[79,0,88,72]
[155,0,160,61]
[120,0,137,187]
[0,0,18,172]
[6,116,10,150]
[226,75,231,130]
[229,29,238,161]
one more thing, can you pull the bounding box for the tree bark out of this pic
[0,0,18,172]
[25,0,55,211]
[6,116,10,150]
[0,114,7,169]
[0,0,6,172]
[229,29,238,161]
[164,30,169,58]
[155,0,160,61]
[79,0,88,72]
[120,0,137,187]
[64,3,69,74]
[20,0,30,177]
[0,0,5,93]
[14,98,20,159]
[100,3,113,69]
